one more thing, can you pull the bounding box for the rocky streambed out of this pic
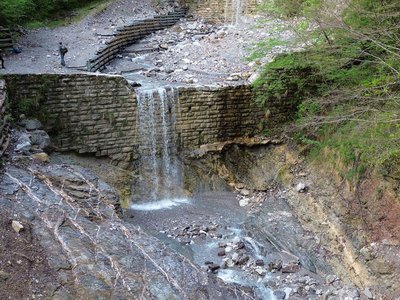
[1,125,386,299]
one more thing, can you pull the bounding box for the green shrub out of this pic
[253,0,400,178]
[0,0,109,26]
[252,52,327,107]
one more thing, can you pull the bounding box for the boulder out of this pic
[15,133,32,152]
[20,119,42,131]
[30,130,51,150]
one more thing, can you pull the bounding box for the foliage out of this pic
[253,0,400,178]
[0,0,112,26]
[252,52,327,107]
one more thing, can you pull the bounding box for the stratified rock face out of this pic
[0,162,239,299]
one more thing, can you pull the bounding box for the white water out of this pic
[225,0,245,25]
[131,198,190,211]
[133,86,184,205]
[218,269,276,300]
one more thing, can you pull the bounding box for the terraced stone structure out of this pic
[0,27,13,51]
[4,74,263,165]
[87,9,187,72]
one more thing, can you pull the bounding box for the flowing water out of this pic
[225,0,245,25]
[133,86,186,205]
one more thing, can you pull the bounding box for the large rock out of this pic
[15,133,32,152]
[30,130,51,150]
[20,119,42,131]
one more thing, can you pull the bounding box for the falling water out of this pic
[133,86,186,206]
[225,0,245,25]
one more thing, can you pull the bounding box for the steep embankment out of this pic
[249,0,400,296]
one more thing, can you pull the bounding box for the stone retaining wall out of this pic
[4,74,137,163]
[0,80,10,158]
[87,9,186,72]
[4,74,265,164]
[178,85,261,147]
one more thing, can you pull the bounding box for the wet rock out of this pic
[237,254,250,265]
[255,259,265,266]
[30,130,51,150]
[20,119,42,131]
[208,263,220,272]
[255,266,266,275]
[11,220,24,233]
[273,290,286,299]
[217,249,226,256]
[224,258,235,268]
[283,287,292,299]
[15,133,32,152]
[236,241,245,249]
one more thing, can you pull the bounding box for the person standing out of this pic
[59,42,68,66]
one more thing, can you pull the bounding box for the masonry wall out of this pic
[178,85,262,147]
[4,74,137,163]
[0,80,10,158]
[4,74,265,164]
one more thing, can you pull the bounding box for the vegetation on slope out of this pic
[0,0,113,27]
[253,0,400,180]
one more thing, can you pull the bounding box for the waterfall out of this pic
[133,86,185,205]
[225,0,245,25]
